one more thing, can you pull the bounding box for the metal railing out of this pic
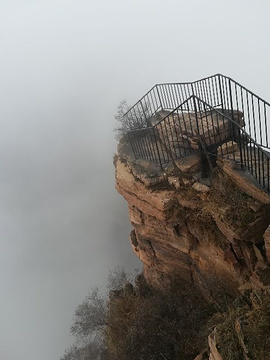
[125,75,270,193]
[124,74,270,149]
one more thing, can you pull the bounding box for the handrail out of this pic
[218,74,270,107]
[217,75,270,149]
[124,75,270,193]
[124,74,270,149]
[127,94,270,193]
[192,95,270,156]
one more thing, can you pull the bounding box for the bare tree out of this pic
[60,338,104,360]
[114,100,149,139]
[61,268,212,360]
[70,288,108,338]
[107,266,138,291]
[61,268,137,360]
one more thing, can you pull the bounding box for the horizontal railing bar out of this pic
[125,74,270,113]
[153,96,194,127]
[218,74,270,107]
[122,84,158,117]
[155,73,222,86]
[127,126,153,133]
[156,81,192,86]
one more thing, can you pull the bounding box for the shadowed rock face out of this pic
[115,137,270,307]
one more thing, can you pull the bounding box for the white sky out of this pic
[0,1,270,359]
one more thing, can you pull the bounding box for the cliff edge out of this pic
[114,135,270,360]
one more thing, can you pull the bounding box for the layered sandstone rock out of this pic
[115,136,270,359]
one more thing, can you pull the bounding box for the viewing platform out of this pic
[123,75,270,193]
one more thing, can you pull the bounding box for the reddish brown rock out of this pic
[175,153,201,173]
[155,110,244,154]
[192,181,210,193]
[115,140,270,305]
[114,134,270,360]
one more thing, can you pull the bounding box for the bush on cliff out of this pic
[106,284,213,360]
[60,267,137,360]
[61,268,214,360]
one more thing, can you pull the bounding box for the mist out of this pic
[0,1,270,359]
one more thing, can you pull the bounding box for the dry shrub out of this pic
[107,284,214,360]
[210,290,270,360]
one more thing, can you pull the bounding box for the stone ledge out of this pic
[217,159,270,204]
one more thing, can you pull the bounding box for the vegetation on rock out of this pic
[60,268,214,360]
[211,289,270,360]
[61,273,270,360]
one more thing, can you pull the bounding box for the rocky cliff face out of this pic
[114,136,270,359]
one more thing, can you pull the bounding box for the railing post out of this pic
[228,79,235,158]
[152,127,163,169]
[228,79,235,122]
[139,100,147,123]
[218,74,224,111]
[193,96,206,177]
[191,82,195,98]
[192,96,200,135]
[228,79,244,168]
[128,132,137,160]
[156,85,163,110]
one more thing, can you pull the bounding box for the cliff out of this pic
[114,135,270,360]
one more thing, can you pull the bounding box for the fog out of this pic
[0,1,270,359]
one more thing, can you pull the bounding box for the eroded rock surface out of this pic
[115,136,270,359]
